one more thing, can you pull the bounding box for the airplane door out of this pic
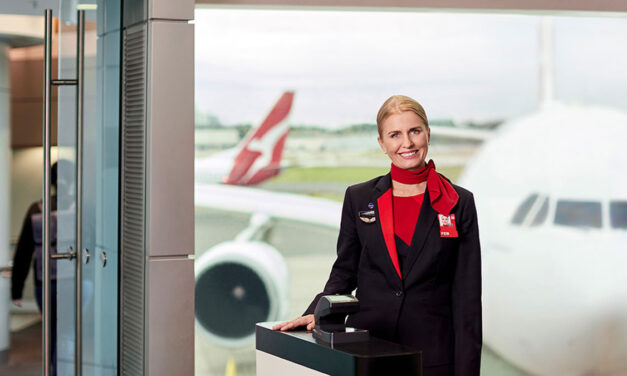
[42,1,121,375]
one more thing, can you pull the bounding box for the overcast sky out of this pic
[194,8,627,128]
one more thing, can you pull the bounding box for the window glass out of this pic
[511,194,539,225]
[193,7,627,376]
[610,201,627,229]
[554,200,602,228]
[530,197,549,226]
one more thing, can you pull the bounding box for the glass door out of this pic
[46,1,122,375]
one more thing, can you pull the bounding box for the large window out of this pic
[194,7,627,376]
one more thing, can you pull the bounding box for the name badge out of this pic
[359,210,376,223]
[438,214,458,238]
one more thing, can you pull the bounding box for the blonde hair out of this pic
[376,95,429,136]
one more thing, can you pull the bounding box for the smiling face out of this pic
[378,111,430,171]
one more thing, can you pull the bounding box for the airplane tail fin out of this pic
[223,91,294,185]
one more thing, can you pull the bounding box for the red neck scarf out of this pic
[390,160,459,216]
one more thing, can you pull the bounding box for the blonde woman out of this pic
[275,95,482,376]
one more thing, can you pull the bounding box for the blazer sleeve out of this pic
[304,187,361,315]
[452,193,483,375]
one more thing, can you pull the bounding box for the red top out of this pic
[393,194,424,246]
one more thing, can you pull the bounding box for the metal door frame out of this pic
[42,9,85,376]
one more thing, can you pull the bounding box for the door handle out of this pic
[50,247,76,261]
[42,9,85,376]
[50,252,76,261]
[50,248,89,263]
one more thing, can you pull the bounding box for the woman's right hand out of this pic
[272,314,315,332]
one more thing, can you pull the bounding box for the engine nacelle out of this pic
[194,240,289,348]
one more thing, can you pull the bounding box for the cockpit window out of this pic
[511,194,539,225]
[610,201,627,229]
[554,200,602,229]
[530,197,549,226]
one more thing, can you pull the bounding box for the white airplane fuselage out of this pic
[460,104,627,376]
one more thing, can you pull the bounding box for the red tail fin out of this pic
[223,91,294,185]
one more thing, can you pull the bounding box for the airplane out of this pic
[192,19,627,376]
[458,20,627,375]
[459,103,627,376]
[194,91,294,186]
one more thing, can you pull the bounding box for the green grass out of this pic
[270,165,465,184]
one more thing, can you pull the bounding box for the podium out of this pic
[256,323,422,376]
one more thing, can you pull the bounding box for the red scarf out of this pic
[390,160,459,216]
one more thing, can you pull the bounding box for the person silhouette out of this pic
[12,160,74,376]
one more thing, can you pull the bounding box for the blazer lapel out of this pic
[372,174,403,281]
[402,188,438,278]
[377,189,401,279]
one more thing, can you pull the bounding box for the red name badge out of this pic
[438,214,458,238]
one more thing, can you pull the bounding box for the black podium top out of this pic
[256,323,422,376]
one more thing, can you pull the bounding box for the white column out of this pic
[0,40,12,364]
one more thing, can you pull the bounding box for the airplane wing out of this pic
[195,183,342,229]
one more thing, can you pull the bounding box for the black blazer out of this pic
[305,173,482,375]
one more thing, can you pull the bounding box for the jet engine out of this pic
[194,213,289,348]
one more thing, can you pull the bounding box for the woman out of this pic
[273,95,482,376]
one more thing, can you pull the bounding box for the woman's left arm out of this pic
[452,192,482,376]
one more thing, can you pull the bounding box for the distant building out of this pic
[195,128,240,150]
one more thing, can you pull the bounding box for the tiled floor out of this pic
[0,321,42,376]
